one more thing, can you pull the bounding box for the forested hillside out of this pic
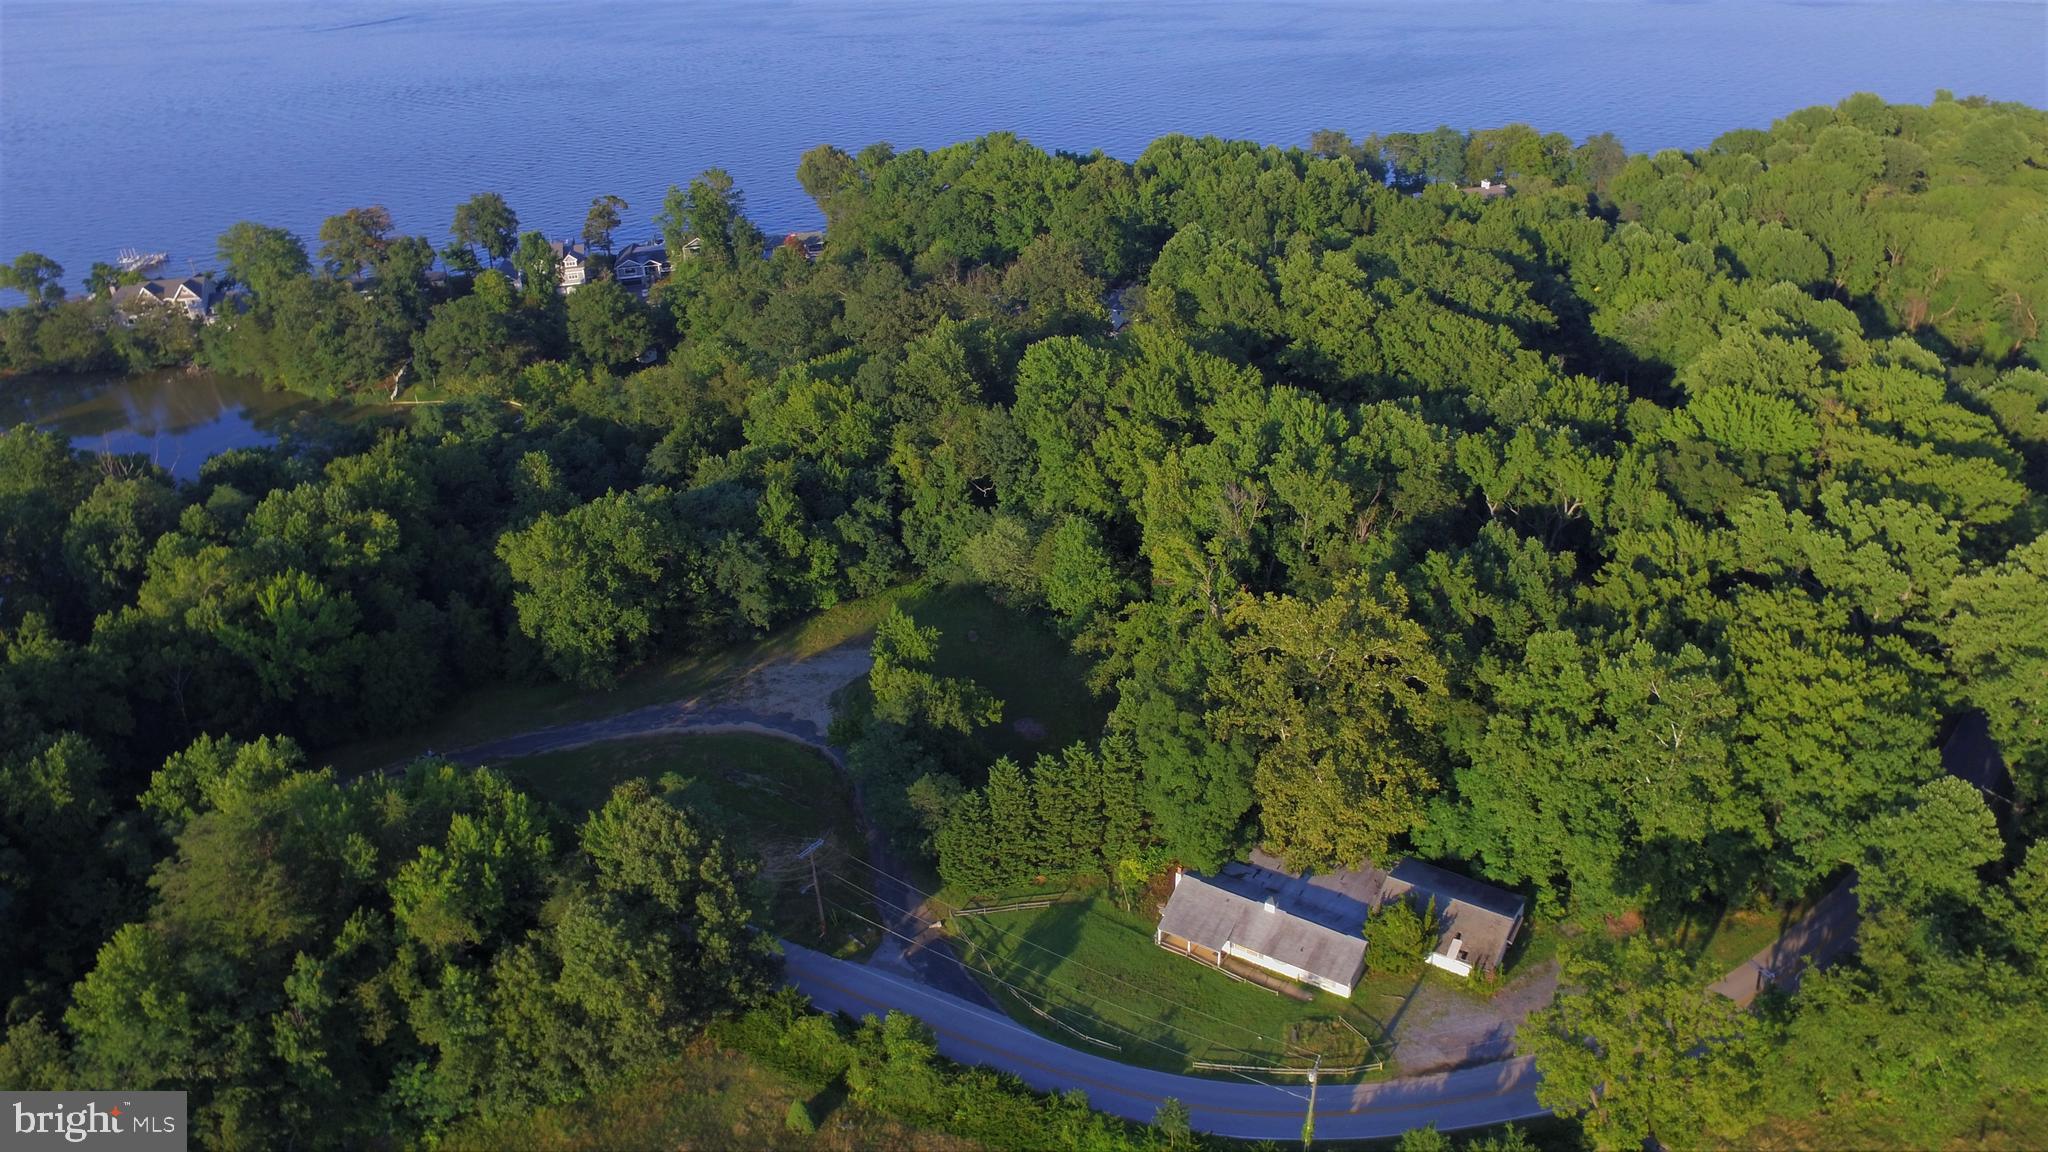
[2,93,2045,1148]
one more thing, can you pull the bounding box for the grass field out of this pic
[495,732,877,951]
[1656,896,1819,976]
[897,584,1109,762]
[442,1038,985,1152]
[949,894,1399,1077]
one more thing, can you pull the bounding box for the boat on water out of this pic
[115,247,168,275]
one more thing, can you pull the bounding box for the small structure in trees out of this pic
[1374,859,1526,978]
[780,230,825,260]
[549,239,592,293]
[109,275,223,321]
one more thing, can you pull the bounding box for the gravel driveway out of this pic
[1373,959,1561,1074]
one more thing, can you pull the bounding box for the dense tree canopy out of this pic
[2,93,2045,1146]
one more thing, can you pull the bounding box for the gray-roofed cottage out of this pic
[1154,871,1367,997]
[1374,859,1526,978]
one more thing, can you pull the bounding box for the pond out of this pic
[3,370,354,480]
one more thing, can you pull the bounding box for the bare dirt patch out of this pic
[717,640,875,735]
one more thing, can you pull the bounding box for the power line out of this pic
[825,851,1327,1059]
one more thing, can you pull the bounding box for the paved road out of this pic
[1708,879,1861,1007]
[1708,716,2009,1006]
[783,943,1547,1142]
[439,656,1542,1134]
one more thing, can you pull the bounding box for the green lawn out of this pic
[948,895,1397,1078]
[1668,898,1818,975]
[494,732,876,951]
[900,584,1109,763]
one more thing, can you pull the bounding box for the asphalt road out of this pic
[782,942,1548,1141]
[1708,716,2009,1005]
[442,668,1542,1136]
[439,661,1892,1137]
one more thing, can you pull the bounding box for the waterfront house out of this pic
[550,239,591,293]
[1462,179,1511,198]
[110,275,223,321]
[613,240,670,288]
[486,258,522,289]
[1155,871,1367,997]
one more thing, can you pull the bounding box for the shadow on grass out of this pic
[804,1078,851,1127]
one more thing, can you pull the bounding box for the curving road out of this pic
[783,942,1547,1141]
[434,637,1900,1138]
[437,656,1546,1135]
[436,645,1546,1135]
[440,646,998,1008]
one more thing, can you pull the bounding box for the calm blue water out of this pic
[3,370,348,479]
[2,1,2044,292]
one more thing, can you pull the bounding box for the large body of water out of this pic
[4,1,2045,290]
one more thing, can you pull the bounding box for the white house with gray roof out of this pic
[1204,849,1527,981]
[1155,872,1367,997]
[550,239,591,293]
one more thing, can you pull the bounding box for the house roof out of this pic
[550,239,589,263]
[1157,874,1367,989]
[1225,850,1525,973]
[110,276,216,308]
[1385,860,1526,922]
[1378,859,1525,970]
[615,240,668,264]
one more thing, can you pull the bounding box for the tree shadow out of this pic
[804,1078,851,1127]
[1375,969,1430,1051]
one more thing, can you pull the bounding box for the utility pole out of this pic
[797,838,827,939]
[1302,1054,1320,1149]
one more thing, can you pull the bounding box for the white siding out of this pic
[1427,952,1474,978]
[1222,942,1354,997]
